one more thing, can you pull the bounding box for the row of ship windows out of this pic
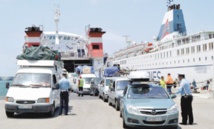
[119,42,214,64]
[43,35,79,41]
[126,56,214,68]
[120,56,214,67]
[177,42,214,56]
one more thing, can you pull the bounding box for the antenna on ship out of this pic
[167,0,173,7]
[123,35,132,47]
[54,4,60,45]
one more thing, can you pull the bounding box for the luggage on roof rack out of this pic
[16,46,60,61]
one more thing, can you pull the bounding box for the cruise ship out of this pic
[109,2,214,87]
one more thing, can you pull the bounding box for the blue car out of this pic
[120,81,179,129]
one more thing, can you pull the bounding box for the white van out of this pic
[5,60,63,117]
[72,74,96,94]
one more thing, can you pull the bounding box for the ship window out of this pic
[197,45,201,52]
[188,59,190,62]
[174,61,176,64]
[93,45,100,49]
[205,57,207,60]
[64,36,67,40]
[193,58,195,62]
[67,37,71,40]
[212,56,214,60]
[209,42,214,50]
[170,51,172,57]
[209,34,212,39]
[49,36,52,39]
[199,58,201,61]
[186,48,190,54]
[181,49,184,55]
[177,50,180,56]
[177,40,181,46]
[203,44,207,51]
[191,46,195,53]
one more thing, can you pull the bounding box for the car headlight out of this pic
[5,97,14,102]
[126,105,140,115]
[167,104,179,114]
[37,98,50,103]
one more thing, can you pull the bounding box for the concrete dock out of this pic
[0,93,214,129]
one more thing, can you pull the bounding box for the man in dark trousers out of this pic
[175,73,194,125]
[59,73,70,115]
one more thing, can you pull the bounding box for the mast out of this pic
[54,5,60,45]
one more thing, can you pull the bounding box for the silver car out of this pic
[98,78,114,102]
[120,81,178,129]
[108,77,129,111]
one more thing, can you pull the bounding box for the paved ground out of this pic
[0,92,214,129]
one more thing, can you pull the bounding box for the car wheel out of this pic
[171,126,178,129]
[123,119,129,129]
[47,104,55,117]
[115,100,120,111]
[6,111,14,118]
[103,94,107,102]
[108,98,112,106]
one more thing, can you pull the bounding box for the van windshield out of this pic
[12,73,51,87]
[83,78,94,84]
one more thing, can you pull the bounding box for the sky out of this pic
[0,0,214,76]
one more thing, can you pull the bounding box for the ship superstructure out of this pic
[110,2,214,86]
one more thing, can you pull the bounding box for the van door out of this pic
[52,74,60,107]
[111,81,116,105]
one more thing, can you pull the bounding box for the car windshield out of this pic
[117,80,129,90]
[105,79,112,86]
[12,73,51,87]
[127,84,169,99]
[84,78,94,84]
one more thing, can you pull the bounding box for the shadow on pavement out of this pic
[9,106,76,119]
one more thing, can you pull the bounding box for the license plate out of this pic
[146,117,162,122]
[18,105,32,109]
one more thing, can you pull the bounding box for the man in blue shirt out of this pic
[175,73,194,125]
[59,73,70,115]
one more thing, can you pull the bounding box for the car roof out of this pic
[129,81,160,88]
[113,77,129,81]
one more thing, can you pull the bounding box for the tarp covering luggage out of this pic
[16,46,60,60]
[75,65,94,74]
[104,67,119,77]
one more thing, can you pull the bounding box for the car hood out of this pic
[126,99,175,109]
[6,87,52,100]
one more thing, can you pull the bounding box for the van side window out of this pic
[53,75,57,84]
[113,81,115,89]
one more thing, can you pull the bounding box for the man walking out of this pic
[166,73,174,94]
[192,79,197,93]
[175,73,194,125]
[59,73,70,115]
[78,76,84,97]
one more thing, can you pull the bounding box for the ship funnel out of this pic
[24,25,43,48]
[157,4,186,41]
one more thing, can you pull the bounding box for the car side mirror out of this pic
[53,83,59,90]
[170,94,177,99]
[6,82,10,89]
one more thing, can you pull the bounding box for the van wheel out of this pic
[47,104,55,117]
[6,111,14,118]
[108,98,112,106]
[115,100,119,111]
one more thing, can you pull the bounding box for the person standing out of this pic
[160,76,166,89]
[192,79,197,93]
[59,73,70,115]
[206,80,210,90]
[166,73,174,94]
[78,76,84,97]
[175,73,194,125]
